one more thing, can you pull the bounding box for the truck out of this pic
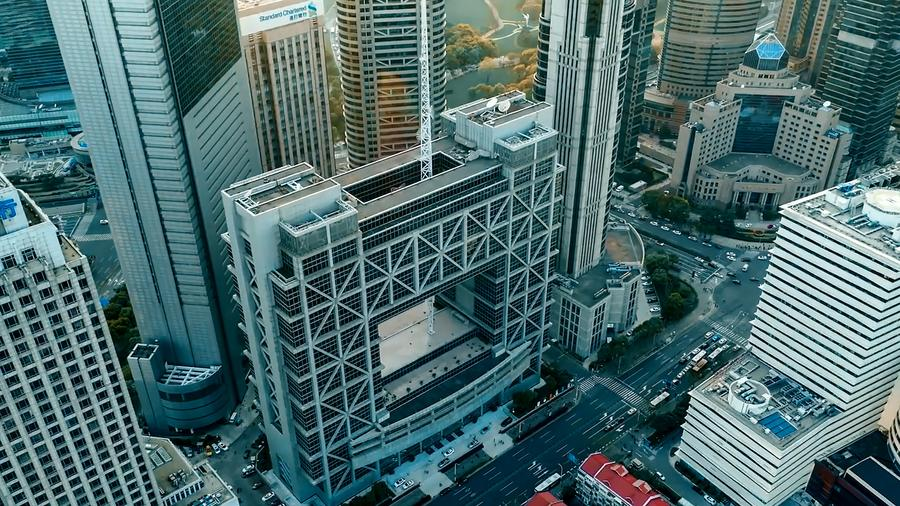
[692,359,708,372]
[691,350,707,365]
[650,391,670,408]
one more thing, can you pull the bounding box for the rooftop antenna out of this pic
[418,0,435,335]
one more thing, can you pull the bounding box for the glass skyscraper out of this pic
[0,0,68,96]
[819,0,900,174]
[47,0,262,434]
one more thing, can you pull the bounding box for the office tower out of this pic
[678,166,900,506]
[671,35,852,207]
[48,0,263,434]
[337,0,447,168]
[0,0,68,97]
[0,176,158,505]
[775,0,839,83]
[805,431,900,506]
[818,1,900,174]
[647,0,761,131]
[223,91,558,504]
[618,0,657,171]
[238,0,336,176]
[534,0,630,278]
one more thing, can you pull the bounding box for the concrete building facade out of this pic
[818,0,900,174]
[671,36,852,208]
[618,0,657,171]
[678,166,900,506]
[47,0,263,433]
[238,0,336,176]
[0,176,159,505]
[337,0,447,167]
[775,0,839,84]
[222,92,559,504]
[647,0,761,132]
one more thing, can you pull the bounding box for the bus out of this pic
[534,472,563,493]
[650,391,670,408]
[708,347,724,362]
[691,350,707,365]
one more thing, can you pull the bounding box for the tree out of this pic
[446,24,498,70]
[641,190,691,224]
[644,253,674,274]
[512,390,538,415]
[651,268,669,295]
[662,292,685,321]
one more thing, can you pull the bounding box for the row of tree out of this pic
[447,24,498,70]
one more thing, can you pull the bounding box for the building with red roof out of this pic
[523,491,568,506]
[577,453,671,506]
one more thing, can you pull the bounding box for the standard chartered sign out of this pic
[239,0,322,36]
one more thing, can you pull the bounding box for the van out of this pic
[228,412,240,425]
[741,263,749,272]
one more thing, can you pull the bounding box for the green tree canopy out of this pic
[447,24,498,70]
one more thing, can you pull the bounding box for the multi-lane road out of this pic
[430,213,769,506]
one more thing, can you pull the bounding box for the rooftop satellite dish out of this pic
[485,97,498,109]
[498,100,511,112]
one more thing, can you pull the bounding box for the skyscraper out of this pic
[534,0,631,278]
[775,0,839,84]
[647,0,761,131]
[0,0,68,96]
[618,0,657,171]
[223,91,558,504]
[818,0,900,174]
[0,175,159,506]
[337,0,447,168]
[678,166,900,506]
[47,0,263,434]
[238,0,336,176]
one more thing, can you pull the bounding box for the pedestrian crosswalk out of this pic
[73,233,113,242]
[706,320,745,344]
[579,375,650,409]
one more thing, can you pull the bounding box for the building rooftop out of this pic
[820,430,892,474]
[695,353,839,449]
[144,436,235,506]
[845,457,900,506]
[705,152,809,177]
[378,304,479,378]
[743,33,789,71]
[523,491,568,506]
[783,163,900,262]
[226,92,556,225]
[579,453,670,506]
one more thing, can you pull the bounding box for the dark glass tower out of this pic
[0,0,68,96]
[618,0,657,170]
[819,0,900,174]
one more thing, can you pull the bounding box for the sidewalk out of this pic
[710,234,775,251]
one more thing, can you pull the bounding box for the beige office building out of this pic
[671,36,852,208]
[239,0,335,176]
[775,0,839,84]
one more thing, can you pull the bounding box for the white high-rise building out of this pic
[678,165,900,506]
[0,176,159,505]
[48,0,263,433]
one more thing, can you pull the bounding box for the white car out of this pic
[672,230,682,235]
[704,494,716,505]
[655,471,666,481]
[262,492,276,502]
[627,407,637,415]
[704,331,715,338]
[393,478,405,488]
[402,480,415,490]
[99,219,109,225]
[650,221,659,226]
[212,443,221,454]
[219,442,229,451]
[660,225,670,231]
[757,254,768,260]
[688,235,698,241]
[442,448,455,458]
[628,212,637,218]
[649,307,660,313]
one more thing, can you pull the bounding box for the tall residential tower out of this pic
[0,176,158,506]
[239,0,336,176]
[336,0,447,167]
[48,0,263,434]
[775,0,839,83]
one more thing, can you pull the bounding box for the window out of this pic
[1,255,15,269]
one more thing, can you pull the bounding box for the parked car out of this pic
[442,448,455,458]
[627,407,637,415]
[219,442,228,452]
[655,471,666,481]
[99,219,109,225]
[468,439,480,449]
[650,307,660,313]
[212,443,221,454]
[439,458,451,467]
[688,235,698,241]
[252,482,263,490]
[393,478,405,488]
[704,331,715,338]
[704,494,717,505]
[672,230,682,235]
[262,492,275,502]
[732,279,742,285]
[660,225,670,231]
[649,221,659,226]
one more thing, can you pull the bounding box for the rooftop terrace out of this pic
[784,163,900,262]
[696,353,839,448]
[705,152,809,177]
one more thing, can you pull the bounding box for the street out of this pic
[429,217,768,506]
